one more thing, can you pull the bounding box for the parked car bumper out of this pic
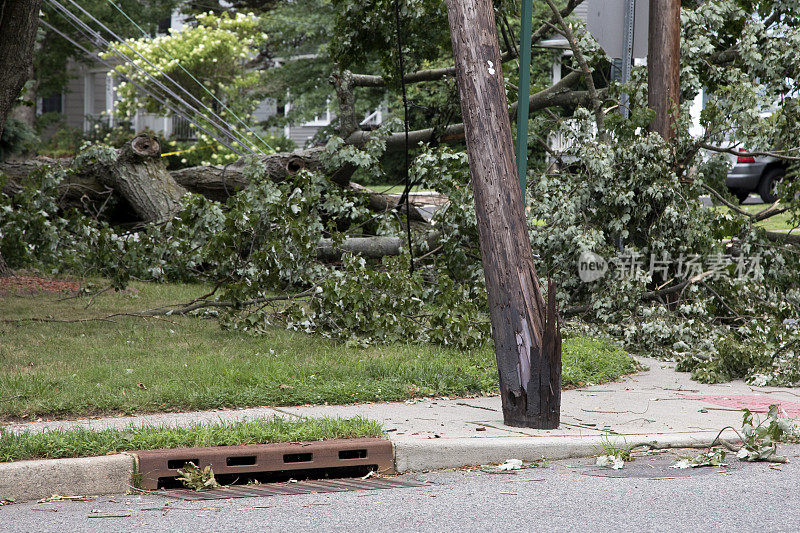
[725,162,767,190]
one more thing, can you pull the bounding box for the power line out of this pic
[55,0,259,154]
[46,0,260,154]
[39,17,245,156]
[105,0,275,152]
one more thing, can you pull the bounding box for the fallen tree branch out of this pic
[544,0,605,136]
[563,271,714,316]
[765,231,800,245]
[700,184,792,222]
[347,71,592,149]
[700,143,800,162]
[349,0,584,88]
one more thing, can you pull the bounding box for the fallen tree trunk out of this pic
[3,147,356,206]
[172,167,432,222]
[2,135,184,222]
[2,155,432,223]
[0,157,113,212]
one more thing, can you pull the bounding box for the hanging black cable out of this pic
[393,0,414,273]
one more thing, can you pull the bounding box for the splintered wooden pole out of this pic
[648,0,680,140]
[445,0,561,428]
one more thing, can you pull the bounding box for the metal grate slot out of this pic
[167,459,199,469]
[226,455,257,466]
[283,452,313,463]
[134,438,394,490]
[339,449,367,459]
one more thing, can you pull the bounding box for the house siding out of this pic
[573,3,588,22]
[62,71,85,131]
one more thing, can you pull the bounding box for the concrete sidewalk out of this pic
[4,356,800,501]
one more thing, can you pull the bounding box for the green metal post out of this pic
[515,0,533,199]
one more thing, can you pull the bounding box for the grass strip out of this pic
[0,416,383,462]
[562,336,640,386]
[0,281,639,419]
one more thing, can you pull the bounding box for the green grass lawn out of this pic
[717,203,797,232]
[0,280,638,421]
[0,416,383,462]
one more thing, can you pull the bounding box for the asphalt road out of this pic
[3,445,800,533]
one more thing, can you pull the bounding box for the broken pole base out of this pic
[500,289,562,430]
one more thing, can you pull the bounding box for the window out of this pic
[40,94,63,114]
[157,17,171,35]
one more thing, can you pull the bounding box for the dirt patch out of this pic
[0,275,81,296]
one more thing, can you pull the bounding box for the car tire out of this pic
[734,190,750,203]
[758,167,785,204]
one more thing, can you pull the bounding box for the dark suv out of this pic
[726,150,786,203]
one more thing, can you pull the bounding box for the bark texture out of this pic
[0,0,42,139]
[105,135,186,222]
[445,0,561,428]
[648,0,681,140]
[0,250,11,277]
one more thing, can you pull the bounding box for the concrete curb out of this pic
[0,430,741,502]
[393,431,741,472]
[0,454,135,503]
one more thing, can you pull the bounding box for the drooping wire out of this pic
[55,0,259,154]
[44,0,251,155]
[47,0,259,155]
[38,18,245,156]
[393,0,414,274]
[104,0,274,152]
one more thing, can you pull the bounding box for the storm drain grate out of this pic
[134,438,394,490]
[161,477,427,501]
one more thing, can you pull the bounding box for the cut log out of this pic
[317,236,406,261]
[105,135,185,222]
[317,232,441,260]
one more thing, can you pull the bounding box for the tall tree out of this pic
[0,0,42,276]
[0,0,41,138]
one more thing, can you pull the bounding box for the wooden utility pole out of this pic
[445,0,561,429]
[647,0,680,140]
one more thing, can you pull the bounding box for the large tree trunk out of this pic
[0,251,10,277]
[0,0,43,277]
[445,0,561,428]
[0,0,42,139]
